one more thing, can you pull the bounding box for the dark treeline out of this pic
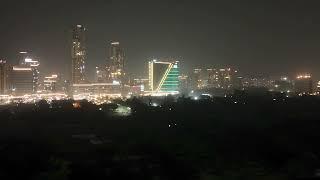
[0,95,320,179]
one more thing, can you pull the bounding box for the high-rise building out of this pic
[44,74,59,93]
[10,66,33,95]
[71,24,86,84]
[24,57,40,93]
[18,51,28,64]
[62,80,71,95]
[0,60,9,94]
[233,76,243,90]
[207,68,219,88]
[148,60,179,93]
[273,76,293,93]
[178,74,189,95]
[316,81,320,95]
[218,68,232,89]
[130,78,149,95]
[95,66,108,83]
[133,78,149,89]
[15,52,40,93]
[190,67,239,90]
[107,42,125,84]
[295,74,313,95]
[190,68,202,90]
[242,75,273,89]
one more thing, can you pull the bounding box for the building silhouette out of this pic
[9,52,40,94]
[0,60,9,94]
[295,74,313,95]
[107,42,125,84]
[10,66,33,95]
[71,25,86,84]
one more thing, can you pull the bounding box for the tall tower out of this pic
[16,52,40,93]
[0,60,9,95]
[107,42,125,84]
[71,25,86,84]
[192,68,202,90]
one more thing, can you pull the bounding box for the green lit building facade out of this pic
[149,60,179,93]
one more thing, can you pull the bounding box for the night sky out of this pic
[0,0,320,80]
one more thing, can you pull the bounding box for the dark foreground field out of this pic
[0,95,320,180]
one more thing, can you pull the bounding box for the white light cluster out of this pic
[0,93,69,105]
[297,74,311,79]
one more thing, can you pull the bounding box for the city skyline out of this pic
[2,2,320,179]
[0,1,320,80]
[1,23,319,99]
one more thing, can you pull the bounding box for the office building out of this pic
[71,24,87,84]
[273,76,293,92]
[25,58,40,93]
[10,66,33,95]
[95,66,108,83]
[178,74,189,95]
[130,78,149,95]
[316,81,320,95]
[242,76,273,89]
[207,68,219,88]
[233,76,244,90]
[107,42,125,84]
[206,68,238,89]
[44,74,59,93]
[218,68,232,89]
[133,78,149,89]
[190,68,202,90]
[0,60,9,94]
[18,51,28,64]
[295,74,313,94]
[17,52,40,93]
[62,80,71,95]
[148,60,179,93]
[72,82,121,96]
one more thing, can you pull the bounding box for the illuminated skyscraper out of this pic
[218,68,232,89]
[16,52,40,93]
[190,68,202,90]
[0,60,9,94]
[148,60,179,93]
[273,76,293,92]
[44,74,59,93]
[10,66,33,95]
[178,74,189,95]
[95,66,108,83]
[295,74,313,94]
[207,68,238,89]
[207,68,219,88]
[18,51,28,64]
[71,25,86,84]
[24,57,40,93]
[107,42,125,84]
[316,81,320,95]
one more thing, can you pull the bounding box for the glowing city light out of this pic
[297,74,311,79]
[111,42,120,45]
[25,58,33,62]
[13,67,32,71]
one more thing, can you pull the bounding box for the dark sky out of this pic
[0,0,320,80]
